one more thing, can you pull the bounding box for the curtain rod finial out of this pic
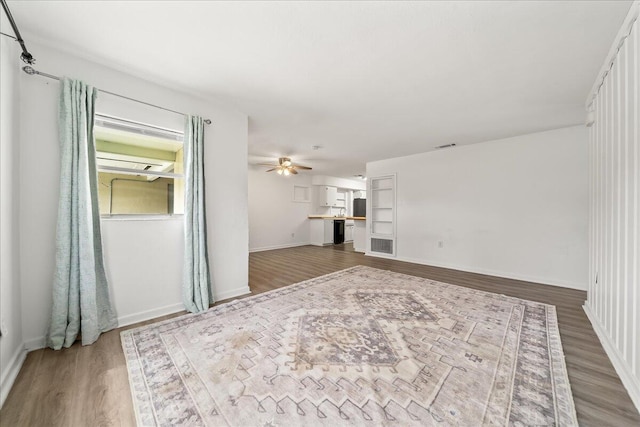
[204,119,212,125]
[20,52,35,65]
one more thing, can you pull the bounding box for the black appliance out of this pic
[333,220,345,244]
[353,198,366,217]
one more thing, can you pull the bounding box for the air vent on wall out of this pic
[371,238,393,255]
[436,143,457,149]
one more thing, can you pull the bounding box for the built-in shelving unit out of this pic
[368,175,396,256]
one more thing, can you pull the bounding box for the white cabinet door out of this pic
[323,220,334,244]
[318,186,338,207]
[310,219,335,246]
[345,224,354,242]
[353,221,366,252]
[309,219,325,246]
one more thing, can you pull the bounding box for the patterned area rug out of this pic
[121,266,577,426]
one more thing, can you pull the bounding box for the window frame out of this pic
[94,114,186,219]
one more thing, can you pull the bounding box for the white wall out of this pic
[247,171,368,251]
[248,167,313,251]
[584,2,640,411]
[101,219,184,326]
[311,175,366,190]
[0,35,25,407]
[367,125,588,289]
[19,41,249,349]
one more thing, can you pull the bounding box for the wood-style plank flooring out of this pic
[1,244,639,426]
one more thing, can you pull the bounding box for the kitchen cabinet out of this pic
[310,219,334,246]
[318,186,338,207]
[345,221,354,242]
[353,220,366,252]
[354,190,366,199]
[309,216,365,248]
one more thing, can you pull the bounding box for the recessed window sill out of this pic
[100,214,184,221]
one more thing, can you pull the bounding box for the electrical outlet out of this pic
[438,241,444,248]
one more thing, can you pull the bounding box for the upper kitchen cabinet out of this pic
[354,190,366,199]
[318,186,338,207]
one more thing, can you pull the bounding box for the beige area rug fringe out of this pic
[121,265,578,426]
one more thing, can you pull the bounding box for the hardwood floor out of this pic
[1,244,639,426]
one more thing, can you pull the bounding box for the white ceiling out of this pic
[6,0,633,177]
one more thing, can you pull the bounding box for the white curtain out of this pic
[47,77,118,350]
[183,116,212,312]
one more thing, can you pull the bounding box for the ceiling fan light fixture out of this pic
[260,157,311,176]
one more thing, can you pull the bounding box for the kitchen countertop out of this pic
[308,215,366,220]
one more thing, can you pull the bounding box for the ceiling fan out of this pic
[258,157,312,175]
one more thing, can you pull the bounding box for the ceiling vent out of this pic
[436,143,457,149]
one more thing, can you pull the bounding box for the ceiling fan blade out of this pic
[257,163,279,167]
[265,168,278,172]
[289,168,298,174]
[292,165,312,170]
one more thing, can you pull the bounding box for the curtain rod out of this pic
[1,0,35,64]
[22,66,212,125]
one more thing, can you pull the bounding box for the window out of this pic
[94,115,184,216]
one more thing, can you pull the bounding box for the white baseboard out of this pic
[215,285,251,301]
[0,344,27,408]
[117,303,185,328]
[365,251,398,261]
[380,253,587,292]
[249,242,310,253]
[24,336,45,351]
[23,302,186,348]
[583,304,640,413]
[366,253,587,291]
[21,295,247,351]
